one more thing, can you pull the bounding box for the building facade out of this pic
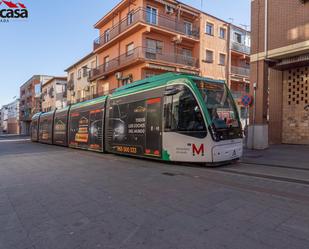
[41,77,67,112]
[200,13,229,81]
[20,75,53,135]
[229,24,251,126]
[65,52,98,104]
[90,0,200,93]
[88,0,250,125]
[6,99,20,134]
[250,0,309,148]
[0,106,8,133]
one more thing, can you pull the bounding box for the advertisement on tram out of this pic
[107,97,162,158]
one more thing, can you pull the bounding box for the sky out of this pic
[0,0,250,107]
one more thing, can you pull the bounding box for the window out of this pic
[34,84,41,95]
[146,38,163,59]
[69,73,74,81]
[104,56,109,70]
[82,67,88,77]
[127,11,134,25]
[182,48,194,66]
[205,50,214,63]
[164,85,207,138]
[91,61,96,69]
[184,21,192,36]
[146,6,158,25]
[77,69,82,79]
[104,29,110,43]
[126,42,134,56]
[219,27,226,39]
[219,53,226,65]
[206,22,214,35]
[234,32,242,43]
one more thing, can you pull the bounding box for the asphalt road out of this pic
[0,137,309,249]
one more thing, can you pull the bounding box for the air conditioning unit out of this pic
[165,5,174,14]
[172,35,182,44]
[115,72,123,80]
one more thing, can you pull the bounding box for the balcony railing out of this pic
[231,41,251,55]
[94,8,199,50]
[89,46,198,80]
[231,66,250,77]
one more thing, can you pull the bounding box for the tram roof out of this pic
[70,95,107,110]
[113,73,225,96]
[32,112,43,120]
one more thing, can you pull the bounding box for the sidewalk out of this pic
[242,144,309,169]
[0,134,29,140]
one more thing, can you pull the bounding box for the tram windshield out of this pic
[195,80,241,137]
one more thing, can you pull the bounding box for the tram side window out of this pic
[164,85,207,138]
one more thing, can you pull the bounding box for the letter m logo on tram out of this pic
[192,144,204,156]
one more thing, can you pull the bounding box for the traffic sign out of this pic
[241,94,252,107]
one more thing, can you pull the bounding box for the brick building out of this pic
[89,0,201,94]
[6,99,20,134]
[20,75,53,135]
[250,0,309,148]
[86,0,251,122]
[65,52,98,104]
[41,77,67,112]
[64,0,250,125]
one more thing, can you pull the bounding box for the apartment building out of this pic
[0,106,8,133]
[65,52,98,104]
[0,108,2,133]
[200,13,229,81]
[41,77,67,112]
[250,0,309,148]
[90,0,200,93]
[5,99,20,134]
[88,0,251,125]
[20,75,53,135]
[229,24,251,125]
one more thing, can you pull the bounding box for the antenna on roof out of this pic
[240,24,249,31]
[200,0,203,10]
[228,18,234,24]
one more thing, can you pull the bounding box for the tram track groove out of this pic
[239,161,309,172]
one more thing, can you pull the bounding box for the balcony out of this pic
[89,47,198,80]
[67,79,74,90]
[93,8,199,51]
[231,41,250,55]
[231,66,250,77]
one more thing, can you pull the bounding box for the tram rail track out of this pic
[210,161,309,186]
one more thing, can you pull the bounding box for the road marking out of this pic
[0,139,30,143]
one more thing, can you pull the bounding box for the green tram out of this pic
[31,73,243,164]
